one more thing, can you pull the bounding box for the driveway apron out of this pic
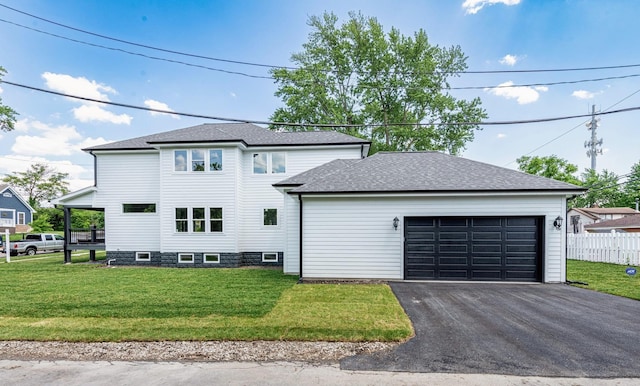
[341,283,640,377]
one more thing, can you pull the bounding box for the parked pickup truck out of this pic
[9,233,64,256]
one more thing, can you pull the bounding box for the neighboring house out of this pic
[0,184,35,234]
[53,123,585,283]
[583,214,640,233]
[567,207,640,233]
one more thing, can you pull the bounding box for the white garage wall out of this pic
[300,194,568,282]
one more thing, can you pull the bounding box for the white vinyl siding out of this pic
[241,146,362,252]
[93,152,161,251]
[160,147,238,253]
[299,195,567,282]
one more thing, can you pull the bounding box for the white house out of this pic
[54,123,584,283]
[567,207,640,233]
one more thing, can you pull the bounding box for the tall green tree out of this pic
[571,169,622,208]
[516,155,581,185]
[618,161,640,209]
[0,66,18,132]
[2,163,69,208]
[270,12,487,154]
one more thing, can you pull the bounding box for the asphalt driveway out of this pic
[341,283,640,377]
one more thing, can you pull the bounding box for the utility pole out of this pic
[584,104,603,171]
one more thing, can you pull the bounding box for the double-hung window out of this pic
[175,207,223,232]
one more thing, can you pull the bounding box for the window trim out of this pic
[174,148,224,173]
[203,253,220,264]
[263,208,278,227]
[174,206,224,233]
[123,203,157,214]
[178,253,194,264]
[17,211,26,225]
[262,252,278,263]
[252,152,286,175]
[136,252,151,262]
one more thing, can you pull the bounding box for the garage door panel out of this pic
[405,216,542,282]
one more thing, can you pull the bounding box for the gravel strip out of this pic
[0,341,397,362]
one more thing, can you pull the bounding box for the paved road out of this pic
[3,360,640,385]
[342,283,640,377]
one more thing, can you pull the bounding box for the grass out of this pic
[0,254,412,342]
[567,259,640,301]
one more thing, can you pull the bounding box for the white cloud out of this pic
[462,0,520,14]
[0,86,3,93]
[499,54,518,66]
[484,81,547,104]
[72,104,132,125]
[144,99,180,119]
[10,120,111,156]
[534,86,549,92]
[42,72,115,102]
[497,133,507,139]
[41,72,132,125]
[230,92,237,98]
[572,90,596,100]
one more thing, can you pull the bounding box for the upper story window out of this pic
[253,152,286,174]
[174,149,223,172]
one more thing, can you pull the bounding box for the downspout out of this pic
[90,151,97,187]
[298,193,303,283]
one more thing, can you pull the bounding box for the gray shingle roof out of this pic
[84,123,369,151]
[584,214,640,229]
[274,159,362,187]
[287,152,586,194]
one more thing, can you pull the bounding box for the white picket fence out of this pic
[567,233,640,265]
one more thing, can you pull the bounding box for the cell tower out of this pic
[584,104,602,171]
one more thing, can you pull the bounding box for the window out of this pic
[45,234,53,241]
[253,153,268,174]
[17,212,25,225]
[136,252,151,262]
[271,152,286,173]
[262,252,278,262]
[55,235,64,241]
[175,208,188,232]
[174,150,187,171]
[204,253,220,264]
[210,208,223,232]
[263,209,278,226]
[209,149,223,171]
[123,204,156,213]
[178,253,194,263]
[174,149,223,172]
[193,208,205,232]
[192,149,205,171]
[253,152,286,174]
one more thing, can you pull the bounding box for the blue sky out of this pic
[1,0,640,191]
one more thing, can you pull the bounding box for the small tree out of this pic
[2,163,69,208]
[571,169,623,208]
[30,212,54,232]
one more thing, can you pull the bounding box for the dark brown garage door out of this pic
[404,217,542,281]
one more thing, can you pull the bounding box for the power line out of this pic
[3,17,639,90]
[4,79,640,128]
[3,2,640,77]
[504,86,640,166]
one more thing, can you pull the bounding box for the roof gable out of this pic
[0,184,36,213]
[288,152,586,194]
[584,214,640,229]
[84,123,370,151]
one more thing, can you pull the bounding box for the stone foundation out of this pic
[105,251,284,268]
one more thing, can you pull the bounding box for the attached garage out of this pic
[404,216,542,281]
[275,152,585,283]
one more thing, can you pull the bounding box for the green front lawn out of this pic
[0,255,412,342]
[567,259,640,301]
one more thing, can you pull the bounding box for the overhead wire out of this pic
[3,2,640,78]
[4,79,640,128]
